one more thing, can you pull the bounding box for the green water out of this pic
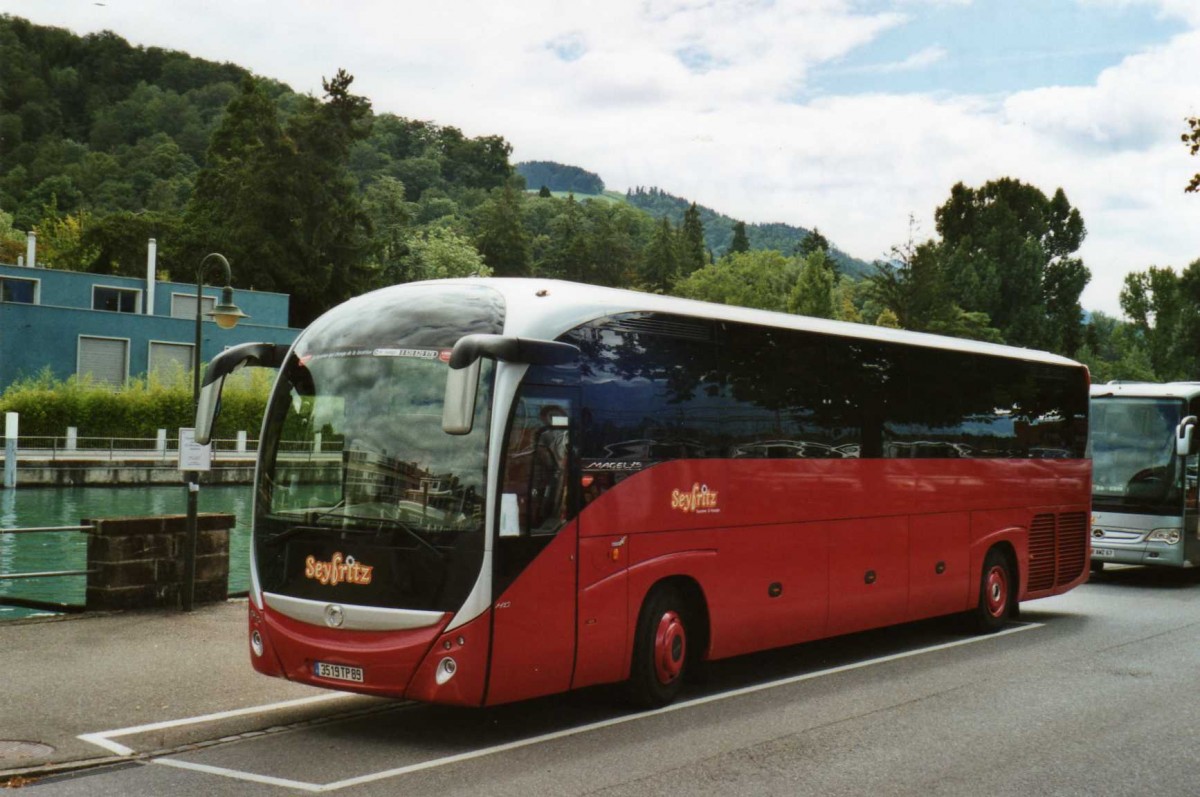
[0,485,253,619]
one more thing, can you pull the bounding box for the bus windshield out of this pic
[253,284,501,613]
[1090,397,1185,515]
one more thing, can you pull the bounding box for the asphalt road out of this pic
[27,565,1200,796]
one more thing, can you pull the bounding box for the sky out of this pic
[6,0,1200,317]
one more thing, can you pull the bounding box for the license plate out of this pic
[314,661,364,683]
[1093,547,1116,559]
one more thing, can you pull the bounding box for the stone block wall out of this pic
[85,513,233,610]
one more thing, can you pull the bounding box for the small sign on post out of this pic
[177,428,212,472]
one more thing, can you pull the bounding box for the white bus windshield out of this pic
[1090,397,1185,515]
[253,283,502,612]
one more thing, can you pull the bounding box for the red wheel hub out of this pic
[984,565,1008,618]
[653,610,686,685]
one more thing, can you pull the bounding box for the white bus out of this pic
[1089,382,1200,570]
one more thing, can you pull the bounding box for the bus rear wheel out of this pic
[628,586,690,708]
[971,548,1014,634]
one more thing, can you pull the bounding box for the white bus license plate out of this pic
[1093,547,1116,559]
[315,662,364,683]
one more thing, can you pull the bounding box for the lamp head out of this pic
[208,285,249,330]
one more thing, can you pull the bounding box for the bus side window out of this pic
[502,395,571,536]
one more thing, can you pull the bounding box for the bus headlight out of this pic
[1147,528,1181,545]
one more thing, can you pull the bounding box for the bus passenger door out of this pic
[487,385,580,705]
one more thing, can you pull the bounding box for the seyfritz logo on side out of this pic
[305,553,374,586]
[671,483,720,514]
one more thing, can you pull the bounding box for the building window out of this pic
[149,341,194,378]
[171,293,216,319]
[93,286,141,313]
[78,336,128,387]
[1,277,37,304]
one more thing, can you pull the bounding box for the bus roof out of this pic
[1090,381,1200,400]
[424,278,1083,369]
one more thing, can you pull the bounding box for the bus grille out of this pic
[1026,511,1088,592]
[1028,514,1057,591]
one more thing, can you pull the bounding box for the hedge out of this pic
[0,366,273,440]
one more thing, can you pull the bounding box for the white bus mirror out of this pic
[193,342,287,445]
[1177,416,1197,457]
[442,359,481,435]
[194,376,226,446]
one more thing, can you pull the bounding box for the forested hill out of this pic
[515,161,605,195]
[625,187,873,278]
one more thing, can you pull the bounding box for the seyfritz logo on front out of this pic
[671,483,720,513]
[304,553,374,586]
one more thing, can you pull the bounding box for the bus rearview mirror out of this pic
[1177,416,1197,457]
[443,359,481,435]
[194,376,226,446]
[193,342,288,445]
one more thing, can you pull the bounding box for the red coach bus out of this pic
[196,278,1090,708]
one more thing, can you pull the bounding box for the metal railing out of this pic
[1,436,261,462]
[0,525,95,580]
[0,525,94,613]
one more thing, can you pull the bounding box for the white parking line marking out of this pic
[134,623,1042,792]
[77,693,352,756]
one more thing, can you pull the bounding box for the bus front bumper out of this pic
[1092,542,1187,568]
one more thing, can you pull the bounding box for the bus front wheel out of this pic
[971,548,1014,634]
[628,586,690,708]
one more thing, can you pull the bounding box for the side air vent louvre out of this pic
[1056,511,1088,585]
[1026,510,1089,593]
[611,315,713,341]
[1028,513,1057,592]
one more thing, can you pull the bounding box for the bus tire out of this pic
[627,586,690,708]
[971,548,1014,634]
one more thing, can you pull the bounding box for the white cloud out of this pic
[5,0,1200,319]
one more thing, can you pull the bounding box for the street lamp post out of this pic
[183,253,248,611]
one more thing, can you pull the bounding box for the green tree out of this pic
[1119,266,1183,379]
[834,279,864,323]
[183,76,305,315]
[641,216,681,294]
[538,185,552,198]
[0,206,24,263]
[679,202,707,275]
[286,68,375,314]
[474,182,530,276]
[789,249,835,318]
[398,226,490,281]
[79,210,180,276]
[797,227,830,259]
[546,194,590,282]
[935,178,1088,352]
[362,176,415,284]
[726,220,750,256]
[1076,311,1156,384]
[1120,260,1200,380]
[674,250,797,312]
[184,71,373,325]
[875,308,900,328]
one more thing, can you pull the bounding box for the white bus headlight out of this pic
[1147,528,1181,545]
